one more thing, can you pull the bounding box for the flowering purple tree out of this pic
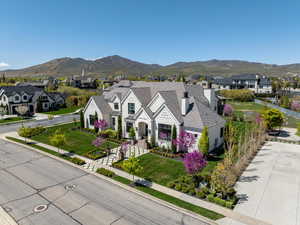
[94,119,108,131]
[291,101,300,112]
[223,104,233,116]
[172,130,195,152]
[183,151,207,175]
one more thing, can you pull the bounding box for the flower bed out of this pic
[84,149,107,160]
[149,149,183,158]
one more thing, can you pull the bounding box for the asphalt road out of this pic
[0,114,79,134]
[0,138,211,225]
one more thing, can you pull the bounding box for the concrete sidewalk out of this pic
[0,207,17,225]
[3,132,271,225]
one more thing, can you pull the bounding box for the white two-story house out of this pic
[83,81,226,152]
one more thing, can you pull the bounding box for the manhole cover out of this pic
[33,205,48,213]
[65,184,76,191]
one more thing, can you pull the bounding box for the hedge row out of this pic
[96,168,116,177]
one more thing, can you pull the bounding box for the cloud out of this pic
[0,62,9,68]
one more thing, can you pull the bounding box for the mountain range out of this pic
[2,55,300,78]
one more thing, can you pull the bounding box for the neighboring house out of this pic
[0,85,64,115]
[206,74,272,93]
[15,77,59,90]
[66,75,97,89]
[48,92,66,108]
[83,81,225,152]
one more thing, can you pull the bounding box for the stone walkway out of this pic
[3,132,271,225]
[82,145,149,171]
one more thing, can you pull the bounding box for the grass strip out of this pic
[112,175,224,220]
[6,137,85,165]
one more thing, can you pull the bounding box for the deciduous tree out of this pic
[122,155,143,183]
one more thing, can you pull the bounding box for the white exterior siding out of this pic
[154,106,180,149]
[84,98,105,129]
[207,125,224,151]
[121,91,142,138]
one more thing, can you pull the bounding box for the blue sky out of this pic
[1,0,300,69]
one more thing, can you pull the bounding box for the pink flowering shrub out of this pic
[183,151,207,175]
[291,101,300,112]
[223,104,233,116]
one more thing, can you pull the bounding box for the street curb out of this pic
[0,119,34,126]
[0,207,18,225]
[3,135,218,225]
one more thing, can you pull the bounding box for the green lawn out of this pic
[112,175,224,220]
[123,153,223,186]
[31,123,119,156]
[45,106,81,115]
[228,101,267,112]
[0,117,24,124]
[228,101,300,128]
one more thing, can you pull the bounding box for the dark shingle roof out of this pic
[92,95,112,114]
[0,85,42,97]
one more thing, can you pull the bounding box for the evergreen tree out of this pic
[80,110,84,129]
[94,112,99,133]
[199,126,209,157]
[171,125,177,153]
[117,116,122,139]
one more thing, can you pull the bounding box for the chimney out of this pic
[182,91,189,116]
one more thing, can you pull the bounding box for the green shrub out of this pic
[225,201,233,209]
[201,186,210,194]
[175,184,182,191]
[100,129,118,138]
[207,194,215,202]
[297,123,300,136]
[188,188,196,196]
[196,190,207,199]
[167,181,176,188]
[181,186,189,193]
[96,168,116,177]
[70,157,86,165]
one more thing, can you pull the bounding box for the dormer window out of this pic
[15,96,20,101]
[128,103,135,114]
[114,103,119,110]
[23,95,27,101]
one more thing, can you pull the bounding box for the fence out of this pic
[254,99,300,119]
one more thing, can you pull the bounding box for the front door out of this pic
[144,124,148,138]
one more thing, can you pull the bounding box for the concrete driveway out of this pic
[0,138,211,225]
[220,141,300,225]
